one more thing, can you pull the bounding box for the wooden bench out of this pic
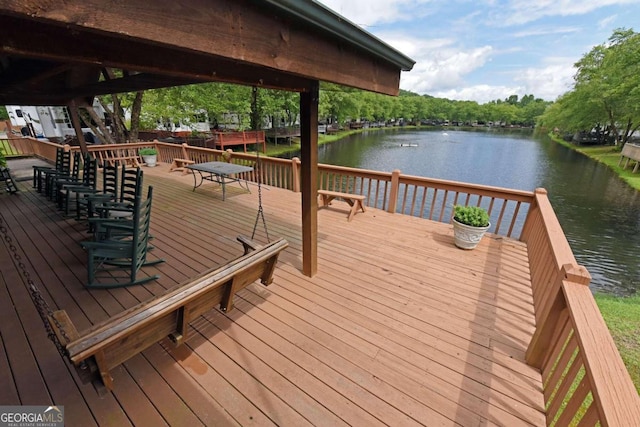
[49,236,288,392]
[318,189,366,221]
[169,158,195,175]
[618,143,640,173]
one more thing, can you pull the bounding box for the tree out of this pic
[541,28,640,146]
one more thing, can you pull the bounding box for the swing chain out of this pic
[0,217,71,360]
[251,85,270,242]
[251,150,270,241]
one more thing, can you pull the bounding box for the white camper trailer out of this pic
[6,100,107,142]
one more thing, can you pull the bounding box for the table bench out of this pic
[318,189,366,221]
[169,158,195,175]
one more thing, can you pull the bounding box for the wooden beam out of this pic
[0,0,402,95]
[300,81,319,277]
[68,99,88,153]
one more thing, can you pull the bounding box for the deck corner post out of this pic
[387,169,401,213]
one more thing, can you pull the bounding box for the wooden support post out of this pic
[170,306,189,346]
[300,81,319,277]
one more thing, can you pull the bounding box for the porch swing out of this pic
[0,133,287,392]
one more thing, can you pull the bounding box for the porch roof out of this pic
[0,0,415,105]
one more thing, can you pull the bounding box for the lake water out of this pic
[314,128,640,296]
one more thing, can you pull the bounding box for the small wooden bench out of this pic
[318,189,366,221]
[618,143,640,173]
[169,158,195,175]
[49,236,288,392]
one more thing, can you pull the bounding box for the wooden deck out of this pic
[0,162,545,426]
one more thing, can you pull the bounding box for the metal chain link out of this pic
[0,216,71,360]
[251,145,270,242]
[249,89,270,242]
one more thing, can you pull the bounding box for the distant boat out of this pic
[399,143,418,147]
[442,132,449,136]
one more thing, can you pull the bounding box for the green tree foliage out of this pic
[0,106,8,121]
[101,80,549,136]
[538,28,640,146]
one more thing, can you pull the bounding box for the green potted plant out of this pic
[452,205,490,249]
[139,147,158,167]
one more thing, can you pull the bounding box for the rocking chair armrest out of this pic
[82,193,116,202]
[63,184,94,192]
[94,202,134,212]
[81,239,132,250]
[88,217,134,228]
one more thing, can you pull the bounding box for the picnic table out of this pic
[186,161,253,201]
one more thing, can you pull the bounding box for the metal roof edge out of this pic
[262,0,416,71]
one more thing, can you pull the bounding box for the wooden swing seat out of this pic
[50,236,288,392]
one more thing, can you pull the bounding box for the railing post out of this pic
[520,188,545,241]
[181,142,189,160]
[387,169,401,213]
[225,149,233,163]
[291,157,301,193]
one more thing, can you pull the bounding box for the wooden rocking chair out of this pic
[80,185,164,288]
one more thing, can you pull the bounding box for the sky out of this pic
[317,0,640,104]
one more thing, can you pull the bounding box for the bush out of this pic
[453,205,490,227]
[138,147,157,156]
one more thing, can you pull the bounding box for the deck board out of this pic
[0,163,546,426]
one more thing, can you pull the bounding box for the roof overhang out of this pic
[0,0,415,105]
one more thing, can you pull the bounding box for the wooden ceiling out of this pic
[0,0,415,106]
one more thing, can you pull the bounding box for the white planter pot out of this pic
[142,154,157,167]
[452,218,490,250]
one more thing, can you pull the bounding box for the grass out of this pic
[594,294,640,394]
[549,133,640,190]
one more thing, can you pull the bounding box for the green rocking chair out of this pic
[81,186,164,288]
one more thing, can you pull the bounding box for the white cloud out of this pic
[598,15,618,29]
[512,60,577,101]
[490,0,640,26]
[513,27,581,38]
[428,85,516,104]
[383,33,494,94]
[318,0,434,27]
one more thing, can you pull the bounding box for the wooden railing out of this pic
[1,138,538,239]
[313,163,533,238]
[522,189,640,426]
[11,138,640,424]
[1,135,60,158]
[1,135,37,156]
